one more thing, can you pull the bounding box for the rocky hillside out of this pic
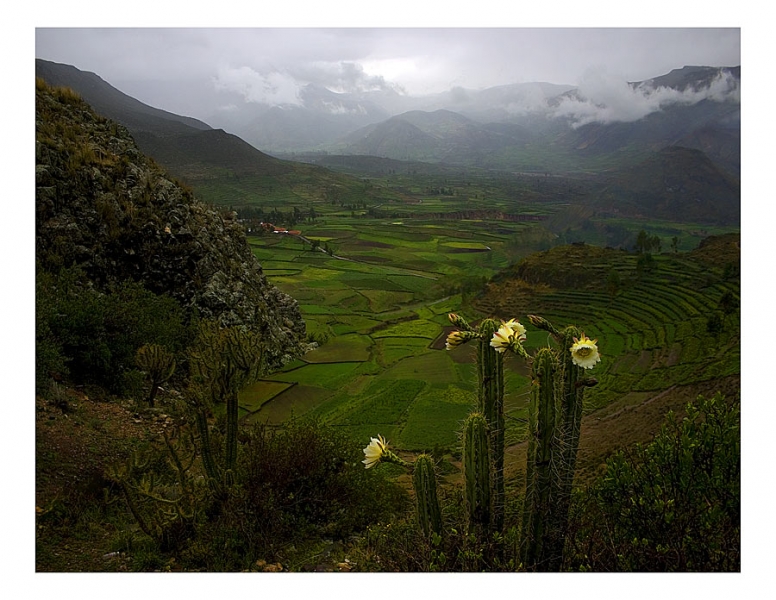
[35,79,308,370]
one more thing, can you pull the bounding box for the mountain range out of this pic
[35,59,740,225]
[37,59,740,177]
[211,64,739,177]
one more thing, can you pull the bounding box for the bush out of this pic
[566,392,740,571]
[36,265,190,395]
[189,420,409,570]
[36,269,69,397]
[348,484,523,572]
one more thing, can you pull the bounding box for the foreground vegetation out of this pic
[36,230,740,571]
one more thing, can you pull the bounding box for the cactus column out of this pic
[462,412,491,529]
[413,453,442,537]
[520,347,558,570]
[477,318,505,534]
[544,326,587,570]
[520,317,599,571]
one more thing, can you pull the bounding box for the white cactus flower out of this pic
[489,324,516,353]
[362,435,388,469]
[502,319,527,341]
[569,334,601,369]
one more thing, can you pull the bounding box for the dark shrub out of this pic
[191,420,408,570]
[36,265,189,394]
[566,393,740,571]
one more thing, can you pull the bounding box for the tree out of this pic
[635,230,650,253]
[635,230,661,254]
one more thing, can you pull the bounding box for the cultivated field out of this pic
[237,183,740,459]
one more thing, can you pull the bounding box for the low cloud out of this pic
[301,61,398,94]
[502,83,564,116]
[550,69,740,128]
[213,66,304,106]
[212,60,401,107]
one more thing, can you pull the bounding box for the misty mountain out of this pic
[554,98,740,175]
[207,64,738,177]
[418,82,577,123]
[36,59,297,182]
[205,80,577,154]
[635,65,741,92]
[332,109,533,165]
[204,82,393,153]
[35,59,213,135]
[323,66,740,176]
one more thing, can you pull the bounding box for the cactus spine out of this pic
[462,412,491,528]
[413,453,442,537]
[476,318,505,533]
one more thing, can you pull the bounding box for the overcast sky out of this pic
[35,27,740,122]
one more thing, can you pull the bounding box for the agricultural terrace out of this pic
[240,200,739,458]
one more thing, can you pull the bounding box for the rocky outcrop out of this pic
[35,80,307,370]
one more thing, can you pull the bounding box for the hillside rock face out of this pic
[35,80,307,370]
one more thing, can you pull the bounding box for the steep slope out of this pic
[35,59,212,135]
[34,59,387,209]
[35,79,307,369]
[35,60,296,180]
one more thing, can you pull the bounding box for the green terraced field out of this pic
[474,247,740,414]
[242,209,739,455]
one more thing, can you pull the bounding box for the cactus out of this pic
[365,311,600,570]
[106,424,201,550]
[187,320,264,488]
[542,325,588,570]
[520,347,558,569]
[135,344,176,407]
[517,319,599,571]
[476,318,505,533]
[413,453,442,537]
[462,412,491,529]
[192,402,221,487]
